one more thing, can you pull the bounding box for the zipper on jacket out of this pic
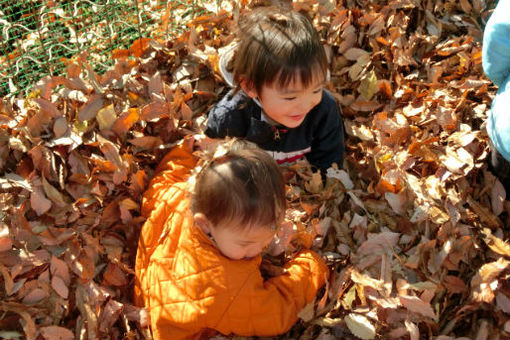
[272,126,288,141]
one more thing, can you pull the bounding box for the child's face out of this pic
[244,75,325,128]
[209,221,277,260]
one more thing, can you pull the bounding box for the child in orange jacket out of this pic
[134,137,329,340]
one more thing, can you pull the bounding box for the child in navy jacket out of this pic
[205,6,345,174]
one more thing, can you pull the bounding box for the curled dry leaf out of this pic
[0,264,14,295]
[482,229,510,257]
[99,299,125,332]
[405,320,419,340]
[344,313,376,340]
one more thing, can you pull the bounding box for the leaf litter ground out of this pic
[1,0,510,339]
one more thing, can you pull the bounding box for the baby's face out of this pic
[252,75,325,128]
[209,221,276,260]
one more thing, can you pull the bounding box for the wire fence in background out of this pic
[0,0,215,98]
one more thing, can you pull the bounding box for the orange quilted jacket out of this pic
[134,140,330,340]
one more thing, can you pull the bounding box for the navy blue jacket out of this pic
[205,89,345,173]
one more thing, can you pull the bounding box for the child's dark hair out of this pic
[233,6,328,94]
[192,140,286,230]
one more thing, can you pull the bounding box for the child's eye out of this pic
[313,88,322,94]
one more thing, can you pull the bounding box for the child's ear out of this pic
[194,213,211,234]
[240,78,258,99]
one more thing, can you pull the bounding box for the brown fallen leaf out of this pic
[443,275,467,294]
[30,185,52,216]
[99,299,124,333]
[399,295,436,319]
[32,98,62,118]
[103,262,128,286]
[40,326,74,340]
[491,179,506,216]
[466,196,502,229]
[112,108,140,136]
[78,94,104,122]
[128,136,164,150]
[51,275,69,299]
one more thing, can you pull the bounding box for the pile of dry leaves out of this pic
[1,0,509,339]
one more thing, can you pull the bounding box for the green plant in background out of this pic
[0,0,211,98]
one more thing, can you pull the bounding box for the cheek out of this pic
[312,92,322,106]
[222,244,246,260]
[262,102,288,119]
[245,246,263,258]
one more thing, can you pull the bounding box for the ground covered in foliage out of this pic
[1,0,509,339]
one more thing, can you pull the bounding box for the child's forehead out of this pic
[221,219,275,237]
[230,224,276,241]
[266,74,326,92]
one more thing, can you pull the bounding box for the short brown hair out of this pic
[192,140,286,230]
[233,6,328,94]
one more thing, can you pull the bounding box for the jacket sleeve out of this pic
[205,90,251,138]
[141,138,197,217]
[134,139,197,309]
[212,250,329,337]
[306,91,345,172]
[483,0,510,87]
